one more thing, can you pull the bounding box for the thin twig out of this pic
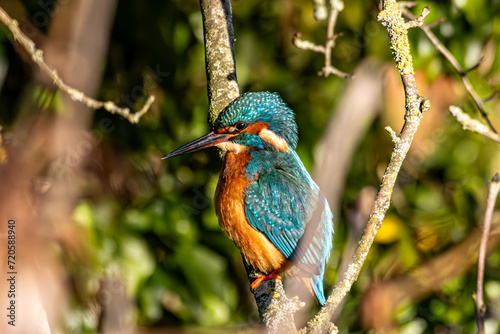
[0,6,154,124]
[292,0,354,79]
[402,8,498,134]
[484,91,500,103]
[292,33,326,53]
[449,106,500,144]
[405,6,430,28]
[463,57,484,75]
[397,1,417,9]
[301,1,429,332]
[476,174,500,334]
[427,17,446,29]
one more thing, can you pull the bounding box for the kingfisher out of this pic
[163,92,334,304]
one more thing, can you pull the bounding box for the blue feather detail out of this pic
[214,92,298,150]
[244,149,334,304]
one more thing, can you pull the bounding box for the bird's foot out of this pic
[250,270,282,290]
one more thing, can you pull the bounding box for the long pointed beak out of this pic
[162,132,232,159]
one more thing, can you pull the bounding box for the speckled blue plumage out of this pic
[215,92,298,150]
[215,92,334,304]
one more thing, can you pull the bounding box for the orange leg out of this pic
[250,270,282,290]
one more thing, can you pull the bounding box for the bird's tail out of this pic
[287,272,327,305]
[310,273,326,305]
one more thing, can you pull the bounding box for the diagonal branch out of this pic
[449,106,500,144]
[0,6,154,124]
[402,8,498,134]
[405,5,430,28]
[302,1,430,332]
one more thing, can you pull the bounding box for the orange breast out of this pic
[214,151,287,274]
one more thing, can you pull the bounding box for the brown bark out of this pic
[199,0,239,125]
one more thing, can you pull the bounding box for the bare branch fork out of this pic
[401,7,499,134]
[0,6,154,124]
[292,0,354,79]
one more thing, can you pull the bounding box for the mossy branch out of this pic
[302,1,430,332]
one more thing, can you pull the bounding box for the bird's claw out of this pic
[250,270,282,290]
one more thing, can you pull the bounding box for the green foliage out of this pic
[1,0,500,332]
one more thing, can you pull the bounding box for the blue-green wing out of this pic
[243,151,334,304]
[243,156,333,272]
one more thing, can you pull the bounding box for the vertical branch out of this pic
[199,1,305,329]
[302,1,430,332]
[292,0,354,79]
[321,0,346,78]
[476,174,500,334]
[199,0,240,125]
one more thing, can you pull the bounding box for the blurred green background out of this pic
[1,0,500,333]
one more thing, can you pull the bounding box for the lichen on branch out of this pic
[303,1,429,332]
[377,1,414,75]
[199,0,240,125]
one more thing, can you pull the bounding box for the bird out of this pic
[163,91,334,304]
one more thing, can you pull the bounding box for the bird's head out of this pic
[163,92,298,159]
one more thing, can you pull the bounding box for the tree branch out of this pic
[476,174,500,334]
[449,106,500,144]
[302,1,429,332]
[199,0,240,125]
[402,8,498,134]
[199,1,307,330]
[405,6,430,29]
[0,6,154,124]
[292,0,354,79]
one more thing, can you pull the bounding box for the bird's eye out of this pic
[235,122,247,131]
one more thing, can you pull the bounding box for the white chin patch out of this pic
[216,142,246,154]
